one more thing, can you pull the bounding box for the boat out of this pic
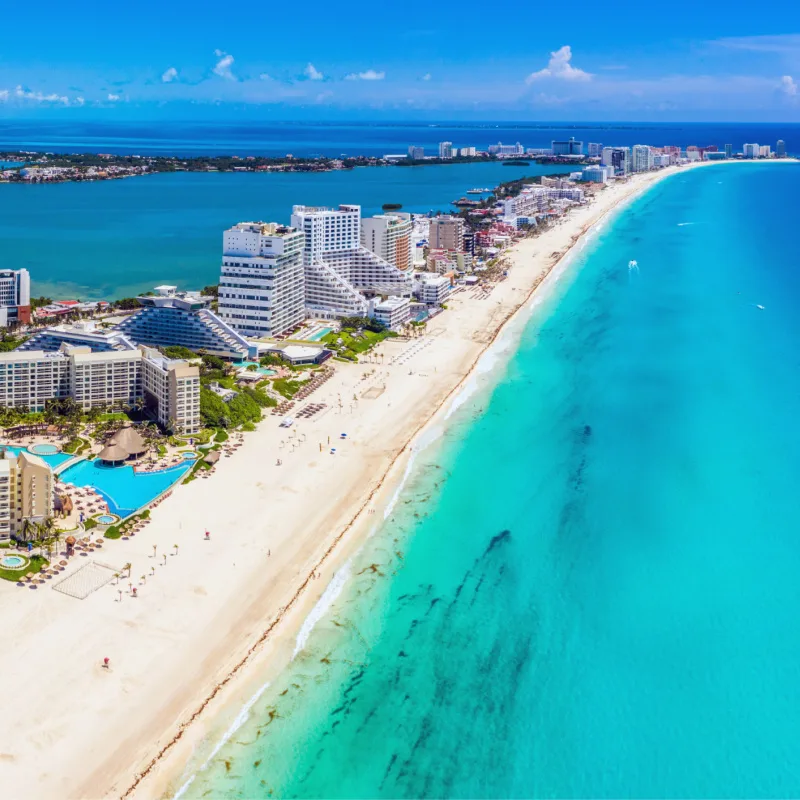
[466,187,492,194]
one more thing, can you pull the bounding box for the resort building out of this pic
[0,268,31,327]
[438,141,454,159]
[499,185,585,224]
[552,137,583,156]
[601,147,629,176]
[217,222,306,338]
[776,140,786,158]
[361,213,413,272]
[371,296,412,331]
[429,216,465,252]
[581,165,610,183]
[413,273,453,306]
[17,321,137,354]
[407,146,424,160]
[632,145,654,172]
[0,450,53,541]
[743,143,760,158]
[290,204,411,320]
[0,346,200,433]
[116,286,254,360]
[587,142,603,156]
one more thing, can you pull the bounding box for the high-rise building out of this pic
[408,146,425,160]
[724,143,733,158]
[743,143,760,158]
[459,146,476,157]
[291,204,411,319]
[601,147,628,176]
[632,145,653,172]
[488,142,524,156]
[0,450,53,541]
[587,142,603,157]
[361,214,413,272]
[0,268,31,327]
[217,222,306,338]
[776,139,786,158]
[552,137,583,156]
[438,141,454,159]
[429,216,465,252]
[759,144,771,158]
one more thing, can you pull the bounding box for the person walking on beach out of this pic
[103,657,110,669]
[205,530,210,540]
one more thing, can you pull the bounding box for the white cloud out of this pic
[15,85,70,104]
[780,74,798,96]
[107,93,120,101]
[214,48,225,57]
[422,73,432,81]
[315,90,333,103]
[213,52,235,80]
[304,63,324,81]
[345,69,385,81]
[711,34,800,54]
[75,96,85,106]
[525,45,591,83]
[162,67,178,83]
[0,89,8,102]
[259,73,273,81]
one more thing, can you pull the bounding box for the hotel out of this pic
[0,269,31,327]
[429,216,465,252]
[217,222,306,338]
[361,213,414,272]
[291,204,411,320]
[0,450,53,542]
[0,346,200,434]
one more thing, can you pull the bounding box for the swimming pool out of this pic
[28,443,60,455]
[59,459,192,517]
[0,444,73,470]
[0,555,27,570]
[180,451,198,460]
[96,514,117,525]
[309,327,333,341]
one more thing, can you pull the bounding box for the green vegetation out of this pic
[0,333,29,351]
[273,377,304,398]
[200,285,219,298]
[0,555,48,582]
[214,428,229,443]
[62,437,90,455]
[29,296,53,310]
[84,518,98,531]
[321,325,394,361]
[162,345,198,360]
[104,526,122,539]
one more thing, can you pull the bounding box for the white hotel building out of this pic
[499,185,585,224]
[291,204,411,320]
[217,222,306,338]
[360,213,413,272]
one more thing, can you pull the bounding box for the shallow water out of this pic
[180,163,800,798]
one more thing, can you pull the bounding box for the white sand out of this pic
[0,161,738,799]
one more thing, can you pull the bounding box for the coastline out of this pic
[0,160,756,800]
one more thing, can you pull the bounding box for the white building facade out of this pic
[361,214,413,272]
[217,222,306,338]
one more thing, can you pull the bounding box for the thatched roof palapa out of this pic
[113,426,147,456]
[98,443,129,462]
[204,450,221,465]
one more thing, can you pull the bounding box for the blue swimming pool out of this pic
[0,444,73,470]
[59,459,192,517]
[309,327,333,341]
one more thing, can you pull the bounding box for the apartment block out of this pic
[19,321,136,353]
[217,222,306,338]
[0,450,53,541]
[371,296,412,331]
[429,216,465,252]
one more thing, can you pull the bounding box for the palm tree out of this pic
[173,544,179,556]
[123,562,132,578]
[152,544,157,558]
[141,574,146,585]
[113,572,120,585]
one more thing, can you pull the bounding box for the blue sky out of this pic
[1,1,800,121]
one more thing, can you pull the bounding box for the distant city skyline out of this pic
[1,2,800,121]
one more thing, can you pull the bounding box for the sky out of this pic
[1,1,800,121]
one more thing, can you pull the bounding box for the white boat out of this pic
[279,417,295,428]
[466,187,492,194]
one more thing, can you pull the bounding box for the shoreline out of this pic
[122,161,723,798]
[0,160,779,800]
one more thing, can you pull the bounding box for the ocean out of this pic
[175,162,800,798]
[0,120,797,157]
[0,161,569,300]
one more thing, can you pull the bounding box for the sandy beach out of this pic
[0,161,723,799]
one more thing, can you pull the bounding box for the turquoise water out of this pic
[96,514,117,524]
[0,444,73,470]
[308,327,333,341]
[28,443,60,455]
[233,360,276,375]
[59,459,190,517]
[0,162,569,300]
[180,162,800,799]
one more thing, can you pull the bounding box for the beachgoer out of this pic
[205,531,210,540]
[103,657,109,669]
